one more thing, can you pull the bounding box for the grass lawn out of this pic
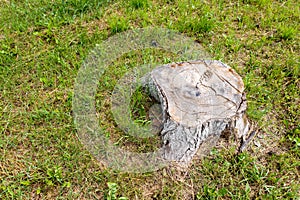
[0,0,299,199]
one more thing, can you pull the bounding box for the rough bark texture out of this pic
[148,60,249,164]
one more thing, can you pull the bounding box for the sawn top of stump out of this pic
[150,60,245,127]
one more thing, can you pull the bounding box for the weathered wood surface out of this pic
[148,60,250,164]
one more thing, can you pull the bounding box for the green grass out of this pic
[0,0,299,199]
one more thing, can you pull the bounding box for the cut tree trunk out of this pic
[147,60,250,164]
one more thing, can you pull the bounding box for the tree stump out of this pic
[147,60,250,164]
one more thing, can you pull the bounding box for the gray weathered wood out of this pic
[147,60,250,164]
